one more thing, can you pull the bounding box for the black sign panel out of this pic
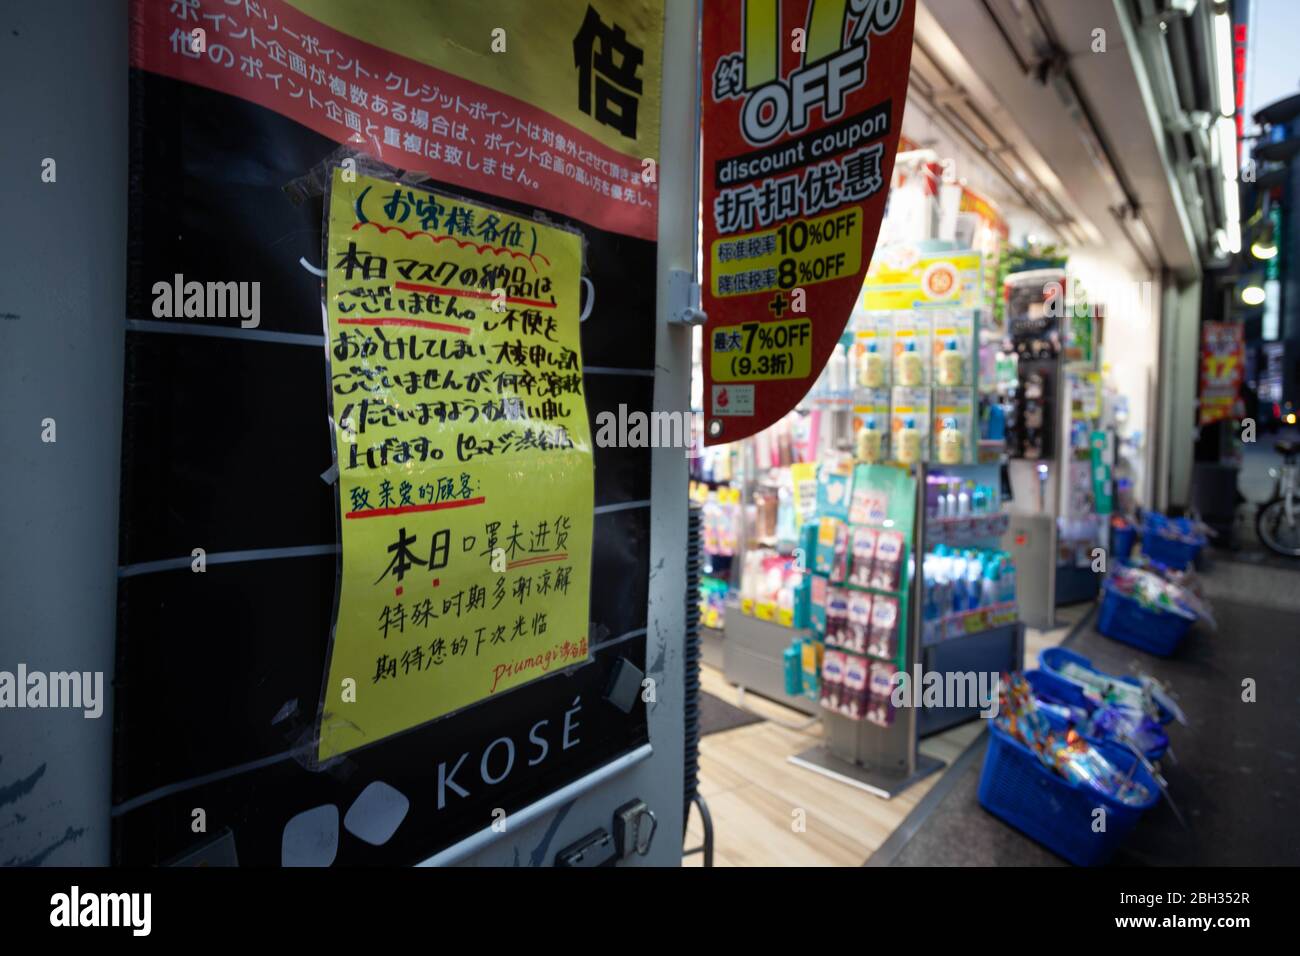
[116,63,656,865]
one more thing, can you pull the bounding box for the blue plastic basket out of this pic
[979,717,1159,866]
[1097,582,1195,657]
[1025,669,1168,761]
[1112,524,1136,563]
[1038,647,1174,725]
[1140,532,1201,570]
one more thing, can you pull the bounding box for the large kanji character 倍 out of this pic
[572,4,643,138]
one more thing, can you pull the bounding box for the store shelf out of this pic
[918,621,1023,737]
[922,603,1019,647]
[926,511,1010,546]
[722,608,820,717]
[821,640,899,667]
[839,579,906,601]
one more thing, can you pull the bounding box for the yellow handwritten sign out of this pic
[317,170,594,761]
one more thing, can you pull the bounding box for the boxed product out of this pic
[800,638,822,698]
[792,573,812,629]
[892,313,930,386]
[849,464,891,525]
[828,520,851,584]
[821,649,847,712]
[784,640,803,696]
[810,573,828,635]
[841,652,871,720]
[890,386,931,465]
[868,593,900,659]
[799,520,819,569]
[867,660,899,726]
[931,312,976,387]
[845,591,873,655]
[932,387,975,465]
[815,517,841,575]
[848,526,877,587]
[825,587,851,647]
[866,694,894,727]
[869,530,905,591]
[816,459,854,521]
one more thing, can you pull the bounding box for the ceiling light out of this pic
[1215,12,1235,117]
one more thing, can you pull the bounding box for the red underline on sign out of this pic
[350,222,551,271]
[507,553,569,570]
[393,280,555,310]
[338,317,471,334]
[346,496,487,519]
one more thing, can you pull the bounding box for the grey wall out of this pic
[1155,276,1203,511]
[0,0,126,865]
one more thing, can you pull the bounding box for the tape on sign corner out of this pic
[283,145,393,205]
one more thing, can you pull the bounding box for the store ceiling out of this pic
[915,0,1201,279]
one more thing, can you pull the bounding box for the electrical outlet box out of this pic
[555,828,617,867]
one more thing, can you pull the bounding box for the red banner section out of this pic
[1200,321,1244,426]
[701,0,915,445]
[131,0,658,240]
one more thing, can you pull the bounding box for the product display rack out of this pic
[788,460,1023,797]
[1055,319,1112,605]
[788,463,934,797]
[918,461,1023,735]
[717,435,823,716]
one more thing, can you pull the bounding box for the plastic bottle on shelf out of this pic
[1000,553,1017,604]
[937,339,964,386]
[922,554,939,623]
[937,416,964,464]
[859,341,886,388]
[981,557,1000,609]
[985,402,1006,442]
[776,484,796,546]
[783,642,802,696]
[932,545,951,617]
[957,482,970,516]
[897,340,923,386]
[828,343,848,395]
[950,549,967,613]
[811,360,829,400]
[855,417,883,463]
[895,416,922,464]
[964,551,983,610]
